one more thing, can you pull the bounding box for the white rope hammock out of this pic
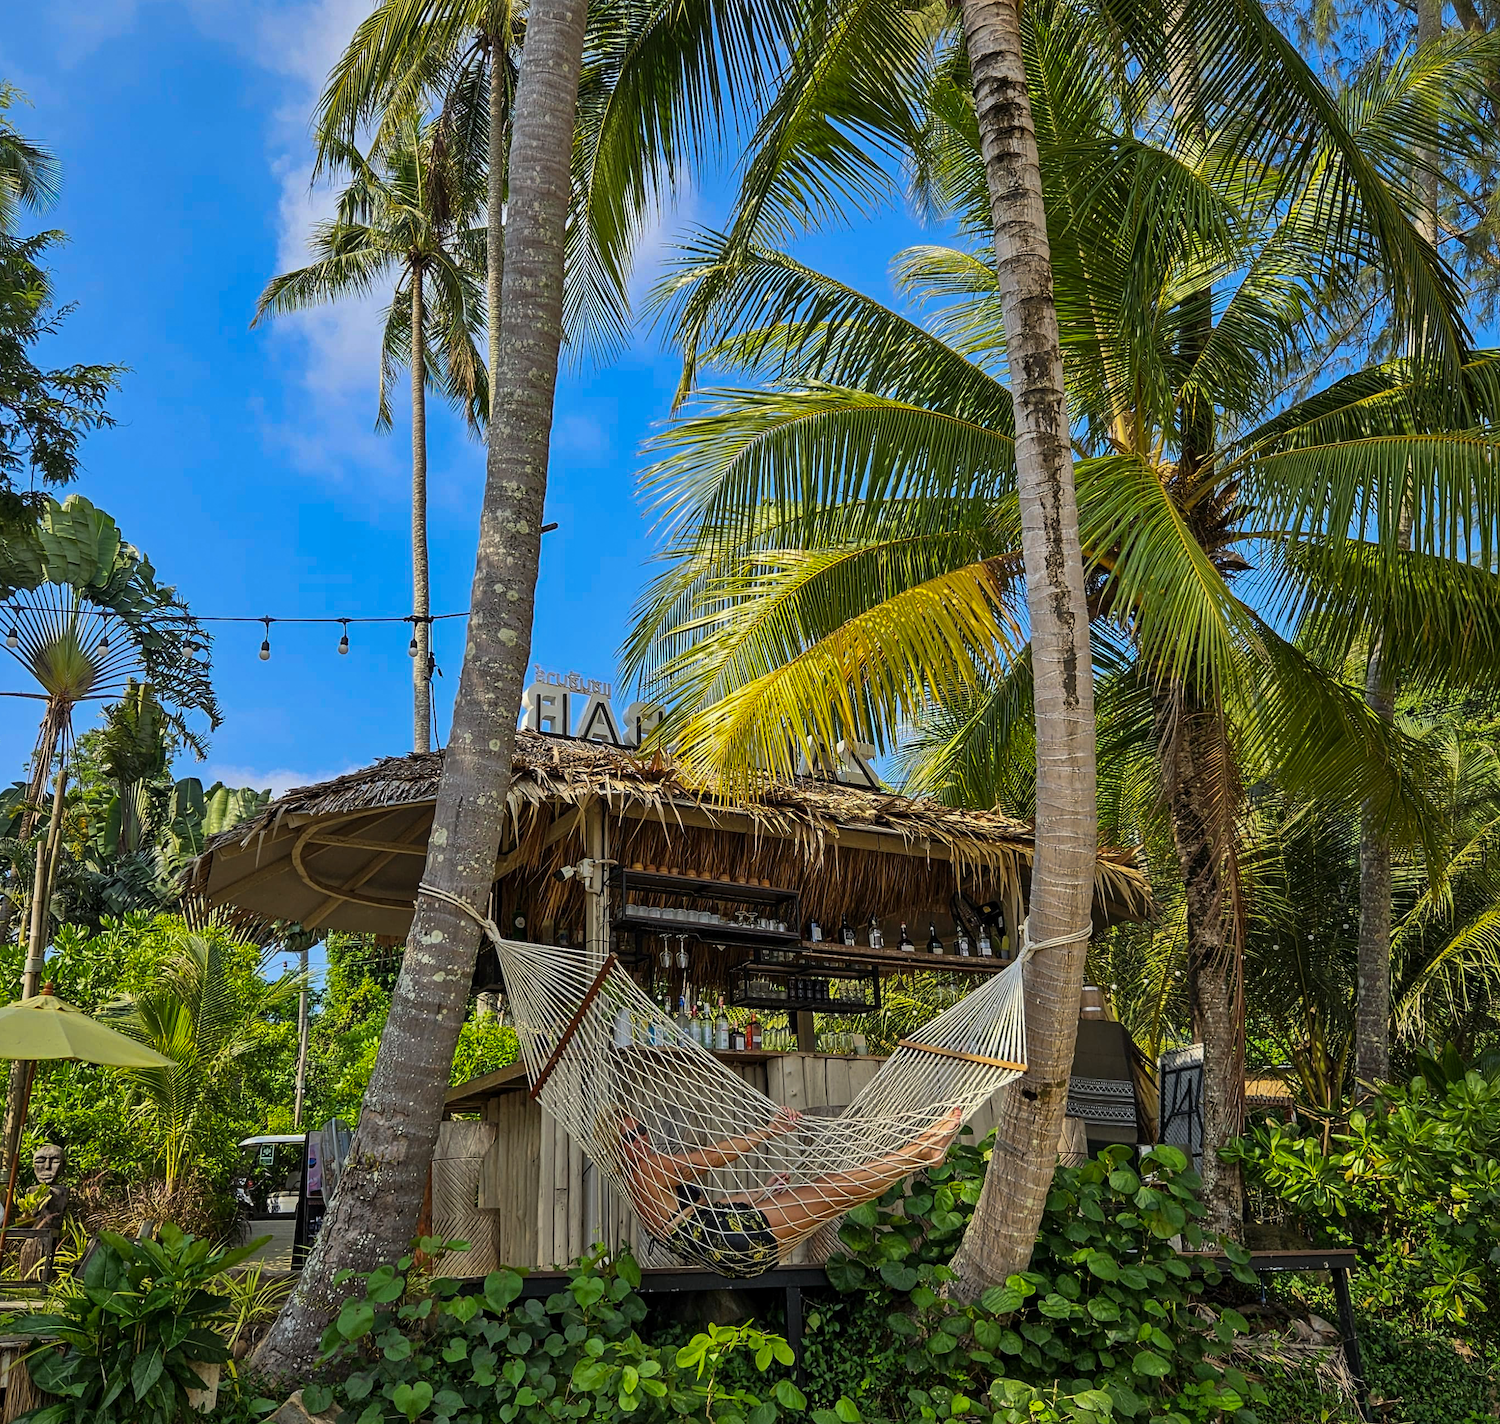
[425,884,1084,1278]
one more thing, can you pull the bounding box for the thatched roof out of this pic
[190,730,1152,939]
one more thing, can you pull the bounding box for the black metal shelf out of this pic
[610,867,799,908]
[613,913,801,948]
[798,941,1014,976]
[729,963,881,1015]
[610,867,802,951]
[743,954,873,979]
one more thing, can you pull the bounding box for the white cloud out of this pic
[201,762,361,798]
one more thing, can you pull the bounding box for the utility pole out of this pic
[293,944,310,1130]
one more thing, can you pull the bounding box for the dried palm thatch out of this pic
[188,731,1152,943]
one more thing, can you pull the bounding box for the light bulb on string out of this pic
[408,628,419,658]
[259,616,272,662]
[338,620,350,656]
[5,627,16,651]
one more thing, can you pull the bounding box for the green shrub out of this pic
[306,1243,813,1424]
[1226,1059,1500,1337]
[820,1135,1265,1424]
[5,1223,250,1424]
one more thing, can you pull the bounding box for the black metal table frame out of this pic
[1190,1250,1366,1418]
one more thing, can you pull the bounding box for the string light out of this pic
[5,628,15,650]
[259,617,272,662]
[338,620,350,656]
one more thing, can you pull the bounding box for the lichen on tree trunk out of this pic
[251,0,592,1380]
[1157,690,1243,1235]
[948,0,1099,1300]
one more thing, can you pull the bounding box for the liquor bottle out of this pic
[715,1001,731,1051]
[868,917,884,950]
[676,997,691,1035]
[898,922,915,953]
[613,1004,633,1048]
[955,925,972,957]
[808,918,823,943]
[730,1024,746,1052]
[698,1003,714,1047]
[977,926,994,958]
[556,927,571,948]
[747,1013,762,1050]
[840,914,855,946]
[927,922,944,954]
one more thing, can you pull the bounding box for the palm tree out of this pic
[255,116,488,753]
[625,24,1496,1236]
[253,0,594,1377]
[0,84,59,234]
[313,0,520,419]
[109,928,300,1194]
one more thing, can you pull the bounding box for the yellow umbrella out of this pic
[0,994,172,1068]
[0,987,172,1261]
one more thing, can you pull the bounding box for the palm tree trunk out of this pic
[948,0,1098,1300]
[411,267,433,754]
[2,726,66,1189]
[252,0,590,1380]
[1356,0,1439,1093]
[486,17,509,409]
[1157,690,1243,1235]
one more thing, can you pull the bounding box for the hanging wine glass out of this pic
[676,934,690,969]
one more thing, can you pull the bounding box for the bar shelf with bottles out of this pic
[608,866,801,948]
[794,912,1017,975]
[728,960,881,1014]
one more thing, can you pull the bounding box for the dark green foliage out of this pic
[1227,1062,1500,1332]
[1357,1317,1500,1424]
[309,1245,811,1424]
[0,230,122,515]
[4,1224,250,1424]
[818,1135,1264,1424]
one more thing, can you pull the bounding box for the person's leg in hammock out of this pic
[744,1107,963,1241]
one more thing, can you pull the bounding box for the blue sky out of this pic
[1,0,928,796]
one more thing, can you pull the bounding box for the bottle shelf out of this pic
[609,868,802,948]
[729,964,881,1015]
[797,941,1014,975]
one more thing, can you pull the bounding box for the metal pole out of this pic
[293,946,310,1129]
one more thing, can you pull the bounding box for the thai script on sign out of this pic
[530,666,613,698]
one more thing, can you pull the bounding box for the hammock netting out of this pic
[491,934,1030,1278]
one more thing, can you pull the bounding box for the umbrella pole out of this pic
[0,1059,36,1269]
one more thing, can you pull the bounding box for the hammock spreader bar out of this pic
[895,1040,1028,1073]
[530,952,619,1100]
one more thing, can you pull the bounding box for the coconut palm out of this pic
[623,22,1500,1233]
[313,0,520,412]
[0,84,58,234]
[253,0,595,1376]
[614,0,1474,1283]
[255,115,488,754]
